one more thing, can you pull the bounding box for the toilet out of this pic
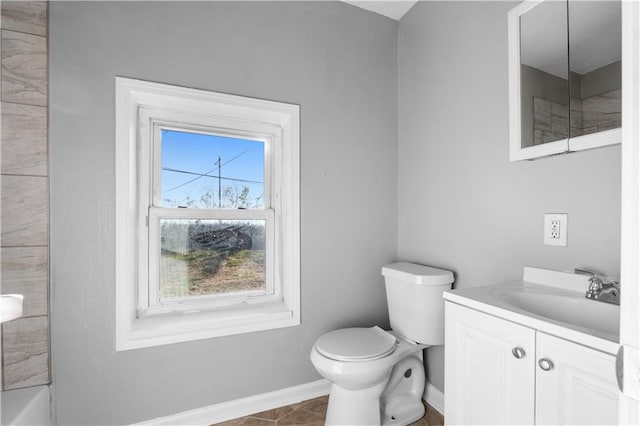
[310,262,454,426]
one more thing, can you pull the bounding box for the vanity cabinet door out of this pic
[535,332,619,425]
[444,303,535,425]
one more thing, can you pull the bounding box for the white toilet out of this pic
[310,262,454,426]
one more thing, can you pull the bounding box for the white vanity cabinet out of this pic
[535,332,619,425]
[445,302,619,426]
[444,302,535,425]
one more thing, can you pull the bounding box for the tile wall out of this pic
[0,1,50,390]
[533,88,622,145]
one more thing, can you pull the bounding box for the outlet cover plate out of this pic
[544,213,568,246]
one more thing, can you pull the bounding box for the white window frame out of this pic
[139,113,278,315]
[115,77,300,351]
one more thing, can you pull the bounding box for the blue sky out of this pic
[160,130,265,208]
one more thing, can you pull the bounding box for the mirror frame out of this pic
[508,0,621,162]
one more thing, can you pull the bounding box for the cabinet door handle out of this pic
[512,347,526,359]
[538,358,554,371]
[616,345,624,393]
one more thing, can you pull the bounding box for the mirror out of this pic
[508,0,621,161]
[520,0,569,150]
[568,1,621,140]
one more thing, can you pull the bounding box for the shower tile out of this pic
[1,29,47,106]
[0,1,47,36]
[1,102,47,175]
[2,315,49,389]
[1,247,48,317]
[1,175,48,246]
[583,88,622,132]
[550,102,569,135]
[533,97,551,132]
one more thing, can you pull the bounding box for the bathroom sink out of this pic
[0,294,24,323]
[499,287,619,337]
[444,267,620,354]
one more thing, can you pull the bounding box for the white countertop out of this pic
[444,277,619,355]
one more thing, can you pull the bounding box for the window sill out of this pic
[117,301,299,351]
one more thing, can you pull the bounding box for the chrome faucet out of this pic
[577,269,620,305]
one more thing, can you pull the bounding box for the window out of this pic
[144,130,273,314]
[115,77,300,351]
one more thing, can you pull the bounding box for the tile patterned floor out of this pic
[214,396,444,426]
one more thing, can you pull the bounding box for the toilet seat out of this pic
[315,326,397,362]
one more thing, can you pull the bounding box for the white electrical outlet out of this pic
[544,213,567,246]
[550,220,561,239]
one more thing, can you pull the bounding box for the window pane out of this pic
[159,219,266,300]
[160,130,265,209]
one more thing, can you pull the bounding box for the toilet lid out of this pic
[315,326,397,361]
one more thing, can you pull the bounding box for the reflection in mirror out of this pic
[568,0,621,139]
[519,1,569,149]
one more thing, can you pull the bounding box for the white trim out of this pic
[129,378,444,426]
[423,382,445,416]
[619,0,640,416]
[511,139,570,162]
[568,128,621,153]
[130,379,331,426]
[508,0,569,162]
[115,77,300,351]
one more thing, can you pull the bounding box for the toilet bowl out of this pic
[310,262,454,426]
[311,327,427,425]
[380,355,426,425]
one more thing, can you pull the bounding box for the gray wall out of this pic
[49,2,397,424]
[397,1,621,392]
[581,60,621,98]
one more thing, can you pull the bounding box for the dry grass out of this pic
[160,249,265,298]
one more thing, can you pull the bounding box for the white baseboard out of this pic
[132,379,331,426]
[132,378,443,425]
[423,382,445,416]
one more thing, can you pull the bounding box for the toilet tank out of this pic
[382,262,454,345]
